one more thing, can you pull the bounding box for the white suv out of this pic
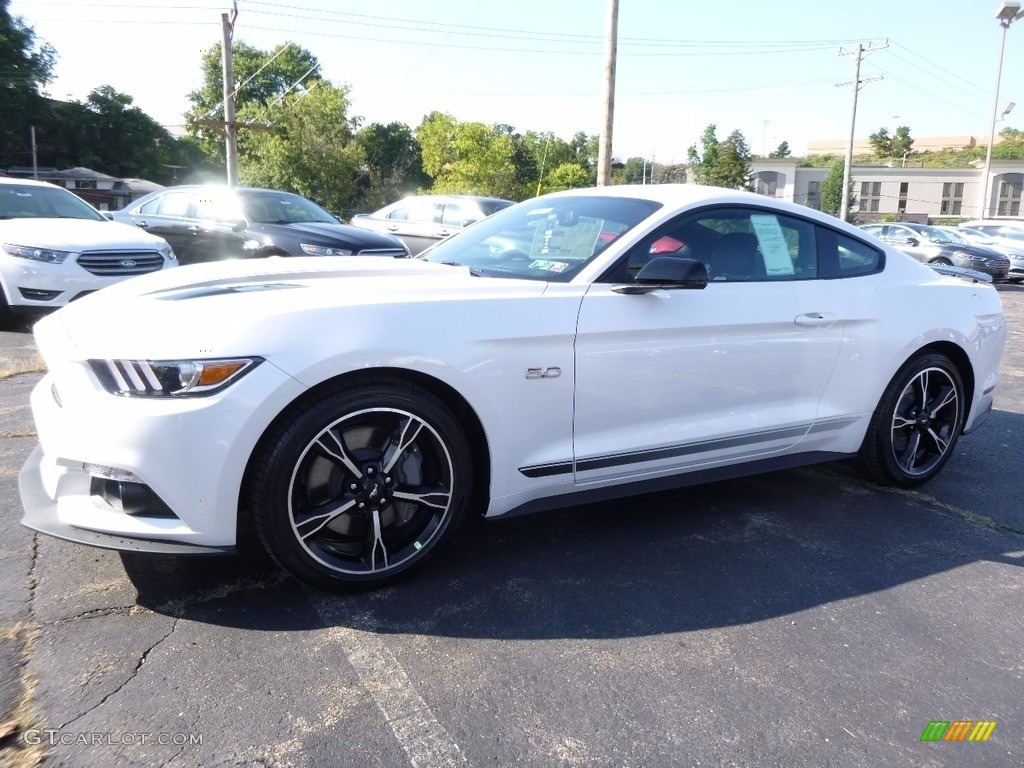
[0,177,176,325]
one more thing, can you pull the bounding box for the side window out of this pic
[386,206,409,221]
[609,207,817,283]
[441,204,466,226]
[143,191,190,217]
[836,233,882,275]
[192,192,243,222]
[407,200,438,224]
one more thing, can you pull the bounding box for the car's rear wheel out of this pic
[248,379,472,590]
[859,353,964,487]
[930,257,953,266]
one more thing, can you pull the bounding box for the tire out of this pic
[859,353,965,488]
[247,379,472,590]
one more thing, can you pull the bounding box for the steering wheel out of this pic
[498,249,532,264]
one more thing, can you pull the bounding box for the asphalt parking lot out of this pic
[1,284,1022,768]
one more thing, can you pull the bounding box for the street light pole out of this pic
[978,1,1024,218]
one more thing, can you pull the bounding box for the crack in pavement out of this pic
[57,617,179,731]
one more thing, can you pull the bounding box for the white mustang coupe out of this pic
[19,185,1006,590]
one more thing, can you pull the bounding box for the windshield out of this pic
[0,183,105,221]
[418,195,661,281]
[938,228,969,244]
[239,191,339,225]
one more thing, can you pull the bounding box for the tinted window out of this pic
[611,207,818,283]
[835,233,882,276]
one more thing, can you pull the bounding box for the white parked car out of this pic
[19,185,1006,590]
[0,177,176,324]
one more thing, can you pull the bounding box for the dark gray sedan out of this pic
[113,186,408,264]
[859,222,1010,281]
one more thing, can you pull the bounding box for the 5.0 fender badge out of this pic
[525,367,561,380]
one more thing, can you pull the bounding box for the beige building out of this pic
[745,157,1024,221]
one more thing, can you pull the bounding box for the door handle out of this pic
[794,312,836,328]
[386,224,399,232]
[435,229,452,238]
[135,220,149,229]
[188,225,202,233]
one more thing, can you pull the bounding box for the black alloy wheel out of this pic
[248,380,472,589]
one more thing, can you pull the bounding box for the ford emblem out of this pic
[120,259,137,268]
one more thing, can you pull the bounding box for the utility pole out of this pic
[837,42,885,221]
[596,0,618,186]
[30,126,38,180]
[221,4,239,186]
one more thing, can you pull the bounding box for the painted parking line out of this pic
[309,592,468,768]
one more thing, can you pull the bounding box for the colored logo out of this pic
[921,721,997,742]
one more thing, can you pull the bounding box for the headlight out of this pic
[88,358,261,397]
[2,243,72,264]
[158,242,176,261]
[300,243,353,256]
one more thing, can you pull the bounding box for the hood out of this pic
[257,221,404,251]
[43,256,548,360]
[0,218,168,251]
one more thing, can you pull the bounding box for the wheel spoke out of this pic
[295,497,358,541]
[393,482,452,511]
[315,429,363,478]
[927,386,957,419]
[916,371,929,410]
[369,508,389,572]
[924,427,950,457]
[892,413,914,430]
[381,416,426,475]
[896,430,922,473]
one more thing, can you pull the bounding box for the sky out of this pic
[10,0,1024,164]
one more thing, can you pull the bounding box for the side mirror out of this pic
[614,257,708,294]
[906,237,919,247]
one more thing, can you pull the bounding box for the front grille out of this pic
[77,250,165,276]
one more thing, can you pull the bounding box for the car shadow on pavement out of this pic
[124,410,1024,641]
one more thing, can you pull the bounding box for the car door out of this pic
[572,206,846,485]
[124,190,194,259]
[379,199,442,256]
[187,190,247,262]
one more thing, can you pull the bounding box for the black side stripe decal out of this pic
[518,417,860,478]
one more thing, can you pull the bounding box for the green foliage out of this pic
[0,0,56,166]
[238,82,363,216]
[768,141,791,159]
[355,121,426,210]
[186,41,324,163]
[818,159,848,218]
[687,125,752,190]
[869,126,914,159]
[543,162,591,193]
[416,112,536,200]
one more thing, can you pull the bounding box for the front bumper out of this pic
[19,347,306,552]
[19,446,235,554]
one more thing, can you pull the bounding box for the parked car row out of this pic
[859,219,1024,282]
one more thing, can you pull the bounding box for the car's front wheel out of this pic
[859,353,965,487]
[247,379,472,590]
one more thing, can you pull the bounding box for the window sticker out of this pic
[750,214,795,276]
[528,260,571,273]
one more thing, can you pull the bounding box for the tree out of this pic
[868,127,892,157]
[0,0,56,167]
[238,82,364,217]
[186,41,324,164]
[768,141,791,159]
[543,162,591,193]
[687,125,752,190]
[416,112,530,199]
[891,126,914,159]
[818,158,854,219]
[355,121,425,210]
